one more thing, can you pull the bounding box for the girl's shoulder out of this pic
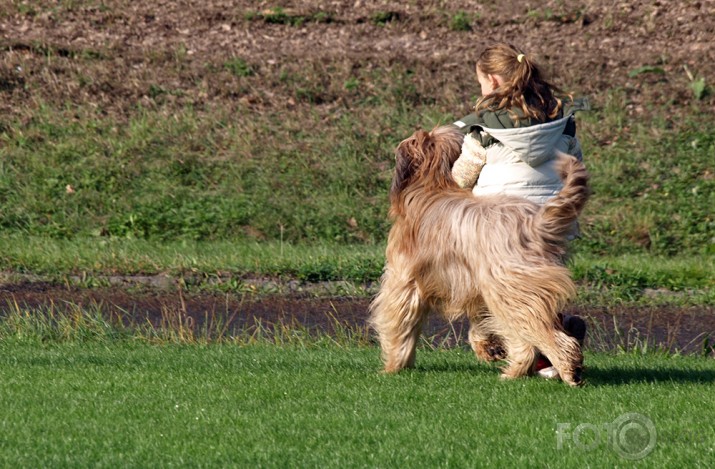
[480,96,590,130]
[478,108,519,129]
[478,105,558,130]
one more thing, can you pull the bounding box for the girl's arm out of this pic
[452,134,486,188]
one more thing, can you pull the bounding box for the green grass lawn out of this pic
[1,341,713,467]
[1,236,713,306]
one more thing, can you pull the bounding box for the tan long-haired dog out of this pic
[369,125,590,386]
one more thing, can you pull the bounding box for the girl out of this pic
[452,42,588,204]
[451,43,588,379]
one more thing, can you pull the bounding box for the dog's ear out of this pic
[391,144,410,198]
[421,126,462,192]
[389,131,427,210]
[389,127,461,216]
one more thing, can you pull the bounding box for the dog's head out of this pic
[390,125,463,216]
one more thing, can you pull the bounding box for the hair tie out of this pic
[517,54,525,63]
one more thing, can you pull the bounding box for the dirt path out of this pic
[2,281,713,355]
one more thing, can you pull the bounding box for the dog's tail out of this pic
[536,152,590,242]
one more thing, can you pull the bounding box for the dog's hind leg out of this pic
[484,267,583,385]
[536,330,584,386]
[370,277,428,373]
[494,309,583,386]
[480,295,539,378]
[498,333,538,380]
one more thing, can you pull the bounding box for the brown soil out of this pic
[1,2,713,353]
[1,280,713,355]
[1,1,713,119]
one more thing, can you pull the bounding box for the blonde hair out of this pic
[476,43,564,123]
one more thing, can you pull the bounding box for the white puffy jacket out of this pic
[471,115,582,205]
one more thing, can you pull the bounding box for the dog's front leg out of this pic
[370,278,427,373]
[467,304,506,362]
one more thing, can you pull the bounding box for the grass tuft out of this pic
[0,298,375,348]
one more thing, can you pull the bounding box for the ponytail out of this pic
[475,43,564,124]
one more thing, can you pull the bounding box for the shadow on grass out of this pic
[412,360,500,374]
[586,366,715,386]
[408,356,715,386]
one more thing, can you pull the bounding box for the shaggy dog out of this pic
[369,125,590,386]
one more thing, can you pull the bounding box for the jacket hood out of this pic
[482,115,571,166]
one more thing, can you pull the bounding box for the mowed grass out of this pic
[0,341,713,467]
[1,235,712,305]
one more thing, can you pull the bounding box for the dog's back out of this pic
[398,151,588,269]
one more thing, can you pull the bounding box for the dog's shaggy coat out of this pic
[369,125,590,386]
